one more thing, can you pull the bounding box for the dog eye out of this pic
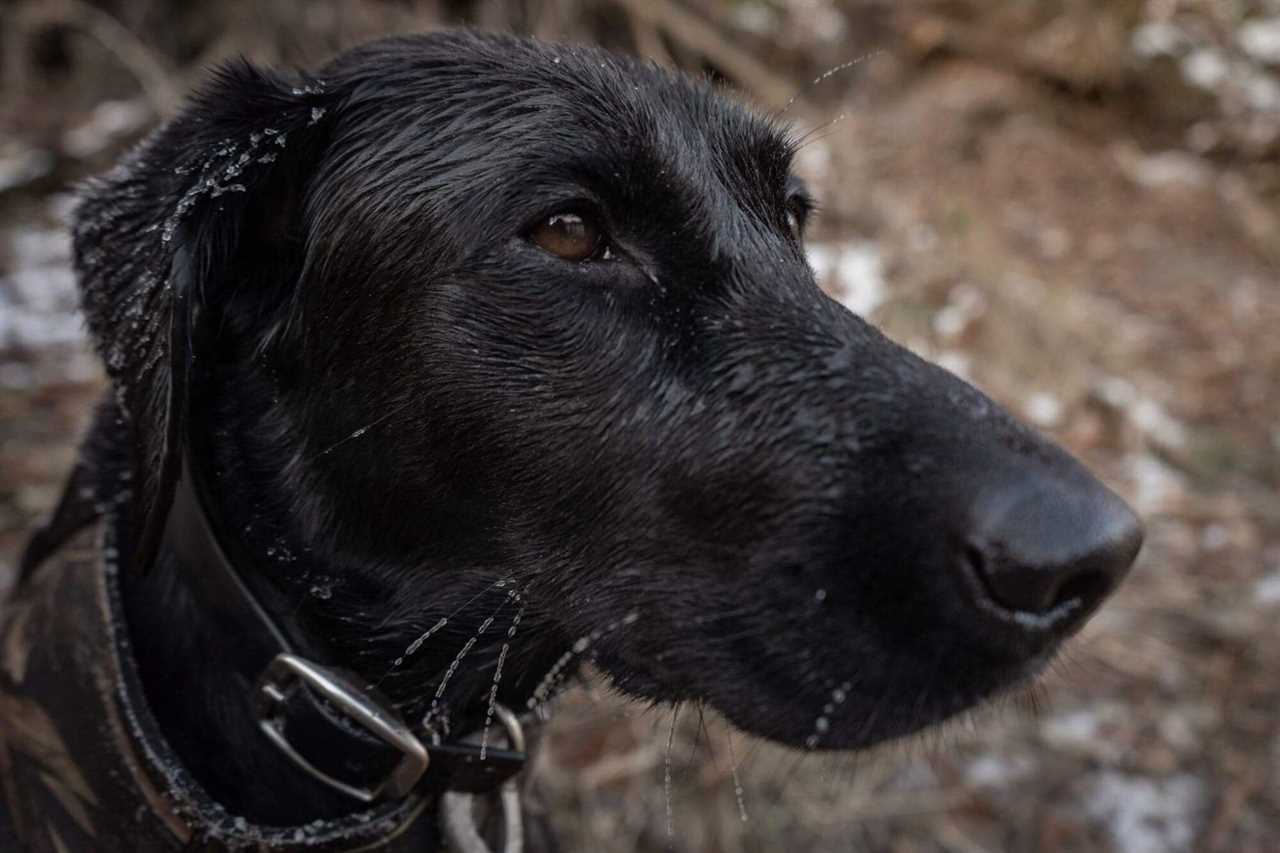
[786,209,803,239]
[530,212,608,262]
[785,197,812,241]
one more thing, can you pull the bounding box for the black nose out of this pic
[963,472,1142,623]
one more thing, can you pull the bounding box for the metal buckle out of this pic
[255,653,429,802]
[441,705,526,853]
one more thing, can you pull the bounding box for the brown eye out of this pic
[530,211,604,262]
[785,198,811,241]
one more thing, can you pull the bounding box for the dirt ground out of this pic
[2,2,1278,851]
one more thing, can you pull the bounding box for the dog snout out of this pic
[960,468,1143,632]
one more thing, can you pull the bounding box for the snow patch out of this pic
[1096,376,1187,448]
[965,752,1037,788]
[1041,703,1128,756]
[1254,571,1280,607]
[0,145,54,193]
[1131,22,1190,58]
[62,99,151,159]
[1239,18,1280,65]
[0,228,85,352]
[1122,150,1211,189]
[1126,453,1187,516]
[1130,397,1187,448]
[1182,48,1231,90]
[1082,772,1205,853]
[1244,70,1280,111]
[932,284,986,340]
[1024,391,1063,427]
[807,240,886,317]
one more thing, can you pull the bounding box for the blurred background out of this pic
[1,1,1277,850]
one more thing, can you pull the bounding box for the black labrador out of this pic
[54,30,1140,829]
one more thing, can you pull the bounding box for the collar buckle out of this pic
[256,653,430,803]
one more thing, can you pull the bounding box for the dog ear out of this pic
[72,60,334,573]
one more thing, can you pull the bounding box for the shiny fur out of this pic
[61,31,1124,826]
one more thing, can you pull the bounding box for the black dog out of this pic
[32,30,1141,837]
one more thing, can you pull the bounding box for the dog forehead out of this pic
[329,33,790,183]
[308,33,797,267]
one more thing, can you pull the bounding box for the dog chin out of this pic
[597,641,1063,753]
[804,647,1063,752]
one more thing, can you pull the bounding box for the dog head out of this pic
[76,31,1141,752]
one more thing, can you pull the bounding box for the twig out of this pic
[2,5,33,122]
[613,0,795,110]
[40,0,181,116]
[628,11,675,68]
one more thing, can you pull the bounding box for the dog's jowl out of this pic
[0,31,1142,851]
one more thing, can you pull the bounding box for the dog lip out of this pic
[957,547,1084,633]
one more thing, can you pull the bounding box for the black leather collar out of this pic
[160,422,527,805]
[4,520,445,852]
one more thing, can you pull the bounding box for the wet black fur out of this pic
[61,31,1110,827]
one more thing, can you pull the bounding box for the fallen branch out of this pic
[628,12,675,68]
[613,0,795,110]
[36,0,181,117]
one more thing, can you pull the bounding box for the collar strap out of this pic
[162,455,526,802]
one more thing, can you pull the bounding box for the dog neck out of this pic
[119,361,559,826]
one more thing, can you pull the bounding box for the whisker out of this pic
[312,398,413,458]
[794,113,850,150]
[377,574,516,682]
[664,704,680,848]
[480,594,525,759]
[421,585,520,740]
[778,50,881,115]
[725,729,749,824]
[526,609,639,713]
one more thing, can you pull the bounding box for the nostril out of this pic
[1050,568,1113,612]
[965,539,1066,614]
[973,556,1119,618]
[962,542,988,580]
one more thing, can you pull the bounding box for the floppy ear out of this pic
[72,60,334,573]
